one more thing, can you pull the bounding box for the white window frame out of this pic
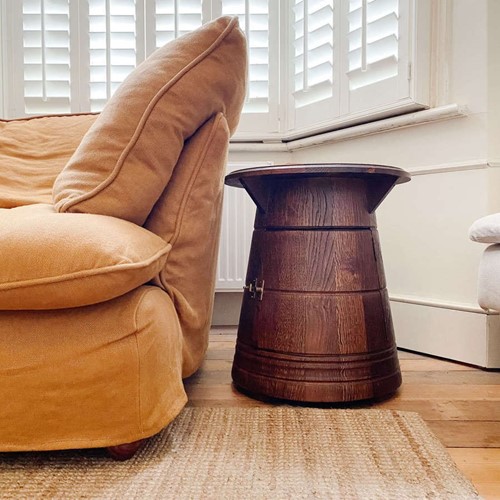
[279,0,431,141]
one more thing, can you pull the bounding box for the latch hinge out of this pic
[243,278,265,301]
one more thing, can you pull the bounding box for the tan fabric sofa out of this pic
[0,17,246,452]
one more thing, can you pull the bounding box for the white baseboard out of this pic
[212,292,242,326]
[391,300,500,368]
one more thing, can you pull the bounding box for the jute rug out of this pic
[0,408,479,499]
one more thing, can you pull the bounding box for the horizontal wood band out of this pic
[237,290,395,356]
[232,364,402,403]
[245,229,385,292]
[235,340,398,367]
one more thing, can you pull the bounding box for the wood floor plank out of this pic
[448,449,500,500]
[184,370,231,385]
[426,421,500,448]
[207,329,236,336]
[197,359,233,371]
[204,349,235,361]
[370,400,500,421]
[448,448,500,474]
[399,358,478,372]
[393,384,500,401]
[190,368,500,390]
[185,383,247,401]
[402,370,500,385]
[202,341,237,349]
[397,350,429,360]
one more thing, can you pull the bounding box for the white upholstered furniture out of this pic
[469,213,500,311]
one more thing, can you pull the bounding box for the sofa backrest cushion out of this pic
[145,112,229,377]
[0,204,170,310]
[52,16,247,226]
[0,114,97,209]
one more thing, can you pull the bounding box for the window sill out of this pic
[229,104,468,153]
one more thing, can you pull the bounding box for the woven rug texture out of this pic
[0,407,479,499]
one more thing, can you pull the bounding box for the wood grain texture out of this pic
[228,165,403,402]
[237,290,392,354]
[448,449,500,500]
[244,229,384,292]
[185,331,500,499]
[255,177,376,228]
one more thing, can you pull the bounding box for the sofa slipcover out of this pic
[0,16,246,452]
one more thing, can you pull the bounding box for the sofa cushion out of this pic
[145,113,230,377]
[0,114,97,209]
[0,204,170,310]
[469,213,500,243]
[53,16,247,226]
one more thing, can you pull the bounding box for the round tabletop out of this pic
[225,163,411,188]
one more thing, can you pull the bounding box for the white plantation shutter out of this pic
[22,0,72,114]
[293,0,334,105]
[341,0,413,115]
[88,0,140,111]
[222,0,269,114]
[220,0,279,137]
[347,0,399,90]
[288,0,427,138]
[5,0,279,135]
[289,0,338,132]
[2,0,428,137]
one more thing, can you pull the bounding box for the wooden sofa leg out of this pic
[107,439,146,460]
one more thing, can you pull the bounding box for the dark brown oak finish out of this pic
[225,164,410,403]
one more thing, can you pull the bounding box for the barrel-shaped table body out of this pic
[225,164,410,402]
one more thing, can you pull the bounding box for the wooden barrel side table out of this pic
[225,164,410,403]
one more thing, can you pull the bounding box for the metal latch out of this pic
[243,278,265,301]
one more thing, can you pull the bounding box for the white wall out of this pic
[216,0,500,367]
[488,0,500,165]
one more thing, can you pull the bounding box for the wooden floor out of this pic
[185,328,500,500]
